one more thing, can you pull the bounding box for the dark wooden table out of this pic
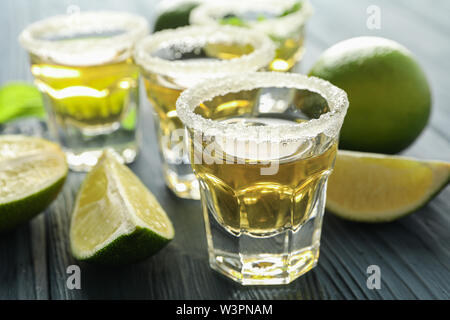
[0,0,449,300]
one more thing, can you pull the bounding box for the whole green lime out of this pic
[154,1,200,32]
[309,37,432,154]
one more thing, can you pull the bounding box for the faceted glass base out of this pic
[65,142,138,172]
[210,247,319,286]
[47,114,140,172]
[163,164,200,200]
[201,186,326,285]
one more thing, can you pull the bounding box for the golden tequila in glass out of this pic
[190,0,313,72]
[177,72,348,285]
[20,12,149,171]
[194,139,338,236]
[134,26,275,199]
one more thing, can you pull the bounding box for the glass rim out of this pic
[176,72,349,143]
[133,25,276,77]
[190,0,314,37]
[19,11,149,65]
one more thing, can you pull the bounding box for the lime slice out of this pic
[0,135,67,232]
[70,151,174,265]
[327,151,450,223]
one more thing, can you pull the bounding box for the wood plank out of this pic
[46,173,85,300]
[29,215,49,300]
[0,225,36,300]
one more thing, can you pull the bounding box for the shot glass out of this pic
[134,26,275,200]
[190,0,313,72]
[19,11,149,171]
[176,72,349,285]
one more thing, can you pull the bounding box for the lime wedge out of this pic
[70,151,174,265]
[0,135,67,232]
[327,151,450,223]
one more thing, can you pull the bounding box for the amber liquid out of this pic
[31,55,139,132]
[191,120,337,236]
[28,31,141,171]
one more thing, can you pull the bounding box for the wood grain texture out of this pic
[0,0,448,300]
